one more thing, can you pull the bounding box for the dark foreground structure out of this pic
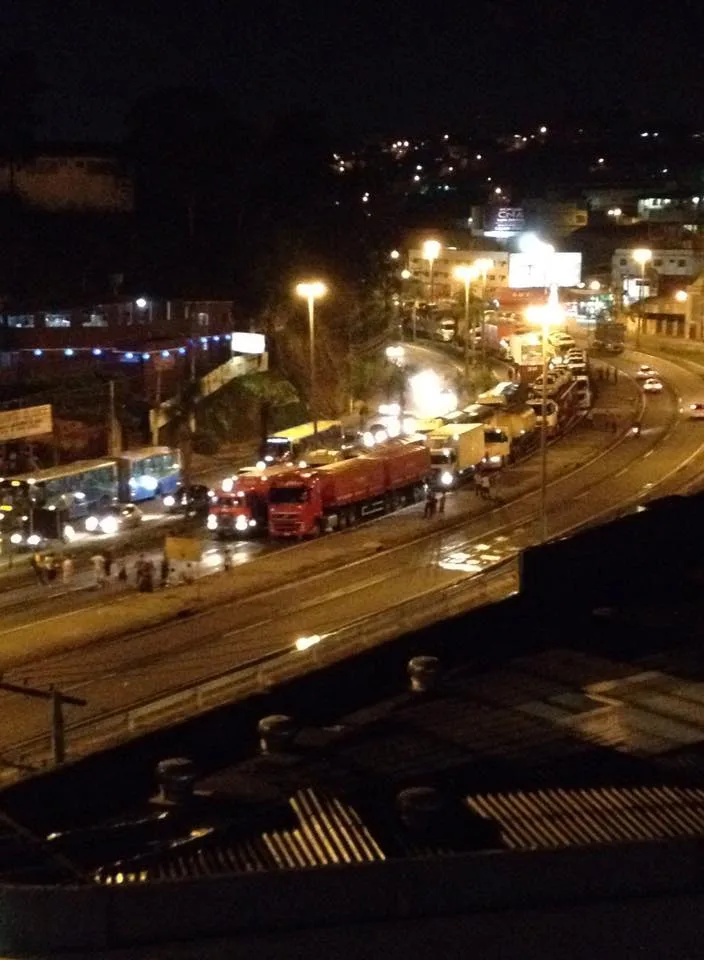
[2,495,704,957]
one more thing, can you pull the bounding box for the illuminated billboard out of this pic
[508,252,582,289]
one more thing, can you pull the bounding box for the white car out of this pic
[688,402,704,419]
[642,378,663,394]
[636,364,658,380]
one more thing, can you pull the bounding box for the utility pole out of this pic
[0,680,86,767]
[151,366,162,446]
[108,380,121,456]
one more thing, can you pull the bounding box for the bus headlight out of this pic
[85,516,99,532]
[163,495,175,508]
[10,533,23,545]
[248,519,257,527]
[441,471,454,486]
[235,515,249,532]
[63,525,76,542]
[27,534,41,546]
[206,514,218,531]
[99,515,119,535]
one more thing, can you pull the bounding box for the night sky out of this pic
[2,0,704,142]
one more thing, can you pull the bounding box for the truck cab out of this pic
[207,465,294,537]
[268,471,322,537]
[483,427,511,468]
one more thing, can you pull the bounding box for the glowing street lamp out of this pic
[675,289,688,303]
[422,239,442,303]
[632,248,652,349]
[526,300,564,544]
[295,280,328,442]
[390,249,400,261]
[453,264,480,382]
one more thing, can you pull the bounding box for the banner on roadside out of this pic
[164,536,202,563]
[0,404,52,443]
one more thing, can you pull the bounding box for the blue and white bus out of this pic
[117,447,182,502]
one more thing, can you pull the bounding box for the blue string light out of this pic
[178,347,186,355]
[161,350,170,358]
[92,348,102,356]
[33,349,43,357]
[124,352,134,360]
[64,348,74,357]
[142,352,150,360]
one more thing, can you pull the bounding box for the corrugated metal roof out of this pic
[95,788,385,884]
[467,785,704,850]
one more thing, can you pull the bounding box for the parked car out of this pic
[636,364,658,380]
[642,378,663,394]
[688,402,704,419]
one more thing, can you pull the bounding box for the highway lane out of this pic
[0,354,699,759]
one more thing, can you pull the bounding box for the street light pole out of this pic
[295,280,328,445]
[307,293,316,442]
[632,248,652,352]
[539,326,549,544]
[422,239,441,305]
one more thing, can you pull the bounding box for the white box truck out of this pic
[427,423,485,488]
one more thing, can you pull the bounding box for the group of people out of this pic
[423,487,447,519]
[30,551,73,585]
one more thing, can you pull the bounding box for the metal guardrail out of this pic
[2,559,518,775]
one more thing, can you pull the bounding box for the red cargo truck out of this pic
[206,464,296,537]
[267,438,430,537]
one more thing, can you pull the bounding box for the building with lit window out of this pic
[612,247,704,301]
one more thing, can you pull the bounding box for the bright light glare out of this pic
[295,634,321,652]
[221,477,234,493]
[675,289,688,302]
[453,264,479,284]
[589,280,601,291]
[409,369,457,418]
[163,495,175,507]
[10,533,22,545]
[362,431,376,448]
[401,269,412,280]
[138,474,159,493]
[135,297,148,309]
[99,515,119,536]
[235,515,249,532]
[632,248,652,267]
[378,402,401,416]
[390,249,400,260]
[295,280,327,300]
[206,514,218,530]
[422,239,441,262]
[525,303,565,330]
[441,471,454,486]
[85,516,99,533]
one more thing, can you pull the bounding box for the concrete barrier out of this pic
[0,837,702,954]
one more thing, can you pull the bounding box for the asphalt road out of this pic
[0,345,702,767]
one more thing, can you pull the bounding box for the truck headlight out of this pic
[10,533,23,545]
[235,515,249,531]
[163,495,175,508]
[441,471,454,486]
[248,519,257,527]
[85,516,99,532]
[206,514,218,531]
[489,455,502,464]
[27,534,41,546]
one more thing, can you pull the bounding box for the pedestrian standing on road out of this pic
[102,548,113,581]
[61,554,74,584]
[91,552,106,588]
[474,470,483,497]
[184,561,195,584]
[160,555,169,588]
[30,552,46,585]
[438,491,446,515]
[481,473,491,500]
[428,489,438,518]
[117,561,128,583]
[222,544,233,572]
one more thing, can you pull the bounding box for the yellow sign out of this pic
[164,536,201,563]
